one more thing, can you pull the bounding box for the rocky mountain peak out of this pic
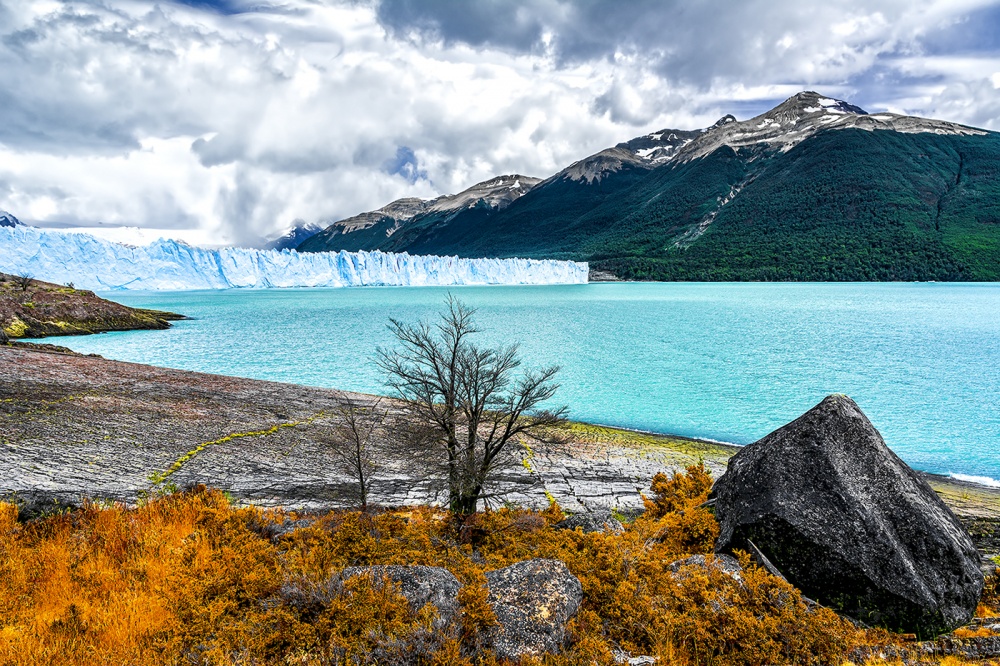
[308,174,542,242]
[0,211,21,228]
[262,219,325,251]
[781,90,867,116]
[675,90,985,162]
[710,114,738,128]
[426,174,541,213]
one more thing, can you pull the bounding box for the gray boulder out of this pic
[554,508,624,534]
[484,558,584,659]
[343,565,461,626]
[667,554,743,582]
[712,394,984,637]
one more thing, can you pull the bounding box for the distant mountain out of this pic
[263,220,325,251]
[299,174,542,254]
[0,211,21,228]
[299,92,1000,281]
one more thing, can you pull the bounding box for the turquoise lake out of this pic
[42,283,1000,484]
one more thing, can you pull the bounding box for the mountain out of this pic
[0,211,21,228]
[0,225,586,291]
[298,174,541,254]
[300,92,1000,281]
[262,220,325,250]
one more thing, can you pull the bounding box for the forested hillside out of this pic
[299,93,1000,281]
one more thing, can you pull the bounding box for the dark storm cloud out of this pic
[375,0,820,76]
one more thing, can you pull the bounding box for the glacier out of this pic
[0,226,588,291]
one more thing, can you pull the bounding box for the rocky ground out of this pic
[0,344,735,516]
[2,343,998,556]
[0,272,184,339]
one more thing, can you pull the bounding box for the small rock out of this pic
[343,565,461,626]
[251,516,316,542]
[554,509,624,534]
[484,558,583,660]
[612,649,657,665]
[667,554,743,582]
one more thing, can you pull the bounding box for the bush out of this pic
[0,469,869,665]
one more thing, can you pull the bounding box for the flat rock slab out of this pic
[0,346,734,513]
[4,345,1000,540]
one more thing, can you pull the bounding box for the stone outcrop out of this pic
[342,565,461,626]
[484,559,583,660]
[554,509,624,534]
[0,272,184,339]
[712,394,984,637]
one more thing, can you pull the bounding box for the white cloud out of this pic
[0,0,997,246]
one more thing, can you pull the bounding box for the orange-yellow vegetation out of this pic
[0,465,975,665]
[978,563,1000,621]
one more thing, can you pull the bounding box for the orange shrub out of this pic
[0,468,873,665]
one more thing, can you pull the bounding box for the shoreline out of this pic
[568,418,1000,497]
[0,273,186,340]
[9,337,1000,501]
[4,340,998,555]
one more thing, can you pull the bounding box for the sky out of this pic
[1,0,999,246]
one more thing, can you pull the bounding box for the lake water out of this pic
[41,283,1000,484]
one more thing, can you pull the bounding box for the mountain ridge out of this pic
[300,92,1000,281]
[300,174,541,254]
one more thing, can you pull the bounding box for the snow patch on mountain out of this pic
[263,220,325,250]
[0,226,588,291]
[0,211,21,228]
[675,91,987,162]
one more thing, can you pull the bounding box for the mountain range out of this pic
[299,92,1000,281]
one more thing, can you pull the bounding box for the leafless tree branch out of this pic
[376,295,569,515]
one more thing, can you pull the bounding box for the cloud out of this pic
[0,0,997,245]
[382,146,428,184]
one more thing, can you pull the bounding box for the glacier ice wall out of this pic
[0,226,588,291]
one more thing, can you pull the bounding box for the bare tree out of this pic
[15,273,32,292]
[377,296,567,516]
[321,397,390,512]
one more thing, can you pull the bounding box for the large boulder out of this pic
[712,394,984,637]
[342,565,461,626]
[484,558,584,660]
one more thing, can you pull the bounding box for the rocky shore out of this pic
[3,343,1000,662]
[0,272,184,340]
[2,343,998,557]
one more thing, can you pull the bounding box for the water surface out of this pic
[44,283,1000,482]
